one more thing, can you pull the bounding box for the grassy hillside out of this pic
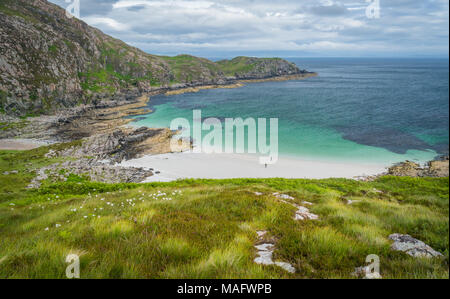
[0,146,448,279]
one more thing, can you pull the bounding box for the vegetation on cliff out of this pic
[217,56,306,79]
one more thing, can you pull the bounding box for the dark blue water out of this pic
[133,58,449,164]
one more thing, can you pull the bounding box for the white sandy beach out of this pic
[119,152,388,182]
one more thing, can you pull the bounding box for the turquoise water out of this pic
[130,58,449,165]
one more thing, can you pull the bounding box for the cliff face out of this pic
[0,0,305,116]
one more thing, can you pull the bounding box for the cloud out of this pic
[82,17,130,31]
[310,4,348,16]
[48,0,449,57]
[50,0,118,15]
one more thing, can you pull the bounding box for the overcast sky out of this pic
[49,0,449,58]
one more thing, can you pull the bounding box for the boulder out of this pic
[389,234,443,258]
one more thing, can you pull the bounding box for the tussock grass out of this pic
[0,149,448,278]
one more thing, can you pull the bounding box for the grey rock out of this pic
[273,193,295,200]
[389,234,443,258]
[27,158,153,189]
[253,231,296,273]
[279,199,319,221]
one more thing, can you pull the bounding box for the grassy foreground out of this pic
[0,147,448,279]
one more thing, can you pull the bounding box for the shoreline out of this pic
[162,73,318,96]
[119,151,388,182]
[5,72,445,181]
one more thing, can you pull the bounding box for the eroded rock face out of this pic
[60,127,171,163]
[389,234,443,258]
[217,57,304,80]
[0,0,307,116]
[27,158,153,189]
[388,161,422,177]
[0,0,171,115]
[428,157,449,177]
[388,157,449,178]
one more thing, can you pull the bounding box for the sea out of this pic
[130,58,449,165]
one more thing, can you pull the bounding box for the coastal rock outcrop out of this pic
[217,57,307,80]
[28,158,153,189]
[59,127,173,163]
[388,157,449,178]
[0,0,309,116]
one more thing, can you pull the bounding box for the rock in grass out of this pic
[389,234,443,258]
[254,243,275,265]
[294,205,319,220]
[254,231,296,273]
[273,193,295,200]
[278,199,319,220]
[275,262,296,274]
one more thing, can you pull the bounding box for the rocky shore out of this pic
[387,156,449,178]
[1,91,190,186]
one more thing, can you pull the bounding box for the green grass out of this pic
[160,55,223,84]
[217,57,258,76]
[0,147,448,279]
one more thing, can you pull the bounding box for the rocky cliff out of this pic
[217,56,308,80]
[0,0,307,116]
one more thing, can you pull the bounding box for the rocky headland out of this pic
[0,0,321,185]
[0,0,314,117]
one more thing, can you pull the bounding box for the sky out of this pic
[49,0,449,58]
